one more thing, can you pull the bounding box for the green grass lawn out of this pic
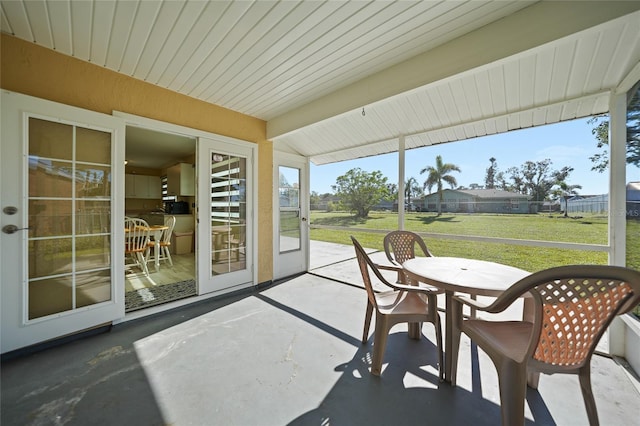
[627,219,640,270]
[311,211,609,244]
[310,211,617,272]
[311,211,640,314]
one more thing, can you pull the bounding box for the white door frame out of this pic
[113,112,258,298]
[273,151,309,280]
[1,91,126,354]
[197,136,257,295]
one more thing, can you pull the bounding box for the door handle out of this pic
[2,225,29,234]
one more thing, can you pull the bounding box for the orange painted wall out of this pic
[1,34,273,283]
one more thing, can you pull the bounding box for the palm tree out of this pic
[554,181,582,217]
[420,155,461,215]
[405,177,422,208]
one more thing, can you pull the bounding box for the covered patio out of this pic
[2,2,640,424]
[2,241,638,425]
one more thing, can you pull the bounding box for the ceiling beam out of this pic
[267,1,640,140]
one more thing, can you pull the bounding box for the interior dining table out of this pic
[403,257,530,383]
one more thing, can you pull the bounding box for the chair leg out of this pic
[433,312,444,382]
[408,322,422,340]
[469,294,477,319]
[163,246,173,266]
[578,365,599,426]
[136,252,149,276]
[497,360,527,426]
[142,246,158,264]
[450,298,464,385]
[362,301,373,343]
[371,314,390,376]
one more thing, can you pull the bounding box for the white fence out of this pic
[566,195,609,214]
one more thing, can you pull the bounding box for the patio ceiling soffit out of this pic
[268,2,640,165]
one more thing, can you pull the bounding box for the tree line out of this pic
[323,156,581,218]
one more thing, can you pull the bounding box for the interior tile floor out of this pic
[125,252,195,292]
[2,241,639,425]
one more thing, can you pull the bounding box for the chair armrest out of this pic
[453,291,531,314]
[375,263,401,272]
[452,294,495,311]
[375,263,444,293]
[390,282,441,294]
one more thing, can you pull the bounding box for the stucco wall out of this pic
[1,34,273,283]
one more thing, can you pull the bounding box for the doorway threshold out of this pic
[125,279,196,312]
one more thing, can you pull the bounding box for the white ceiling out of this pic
[2,1,640,166]
[289,9,640,164]
[125,126,195,169]
[0,0,534,119]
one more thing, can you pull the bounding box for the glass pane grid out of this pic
[210,152,247,276]
[27,117,112,320]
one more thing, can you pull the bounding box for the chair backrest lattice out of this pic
[384,231,432,266]
[532,277,633,366]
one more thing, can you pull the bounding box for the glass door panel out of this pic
[273,153,308,280]
[27,117,112,320]
[279,166,301,253]
[210,153,246,275]
[1,91,124,354]
[198,136,254,295]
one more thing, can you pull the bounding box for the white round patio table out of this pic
[403,257,530,383]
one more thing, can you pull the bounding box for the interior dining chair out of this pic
[351,236,443,379]
[124,217,151,276]
[450,264,640,426]
[151,215,176,267]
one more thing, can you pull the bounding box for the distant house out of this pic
[628,182,640,218]
[421,189,531,214]
[391,200,420,212]
[374,199,394,211]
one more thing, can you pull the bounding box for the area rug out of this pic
[125,279,197,312]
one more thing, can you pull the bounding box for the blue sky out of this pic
[310,117,613,196]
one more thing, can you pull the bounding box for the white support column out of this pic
[609,93,627,267]
[398,135,406,230]
[608,92,627,357]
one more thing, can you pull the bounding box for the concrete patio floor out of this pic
[2,241,640,425]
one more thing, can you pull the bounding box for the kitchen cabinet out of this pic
[167,163,195,196]
[125,174,161,199]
